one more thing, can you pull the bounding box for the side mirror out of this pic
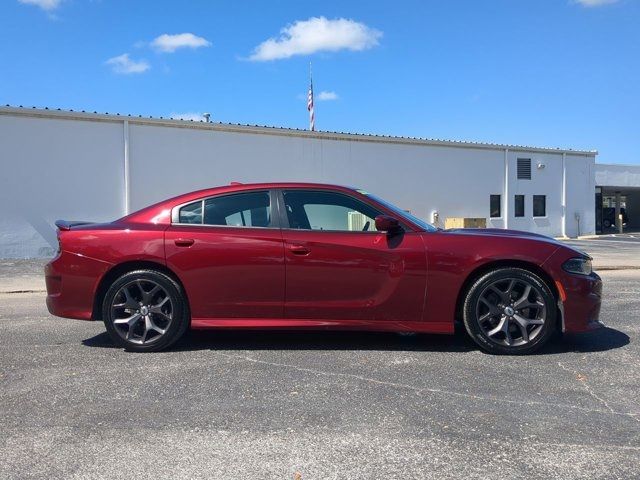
[375,215,400,232]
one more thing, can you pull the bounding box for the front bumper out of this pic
[558,271,603,333]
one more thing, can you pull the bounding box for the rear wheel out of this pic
[102,269,189,352]
[463,268,556,355]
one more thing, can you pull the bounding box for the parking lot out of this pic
[1,241,639,479]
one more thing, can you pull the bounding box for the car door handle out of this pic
[288,244,310,255]
[174,238,195,247]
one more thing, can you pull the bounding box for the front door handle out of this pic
[174,238,195,247]
[288,244,310,256]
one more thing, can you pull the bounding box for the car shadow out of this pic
[82,326,629,355]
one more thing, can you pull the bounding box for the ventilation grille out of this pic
[517,158,532,180]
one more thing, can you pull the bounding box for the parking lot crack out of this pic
[216,352,640,422]
[557,361,639,423]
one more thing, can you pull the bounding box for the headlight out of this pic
[562,257,592,276]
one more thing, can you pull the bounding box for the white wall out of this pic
[0,115,125,258]
[595,164,640,188]
[0,110,598,258]
[565,155,596,238]
[129,124,507,229]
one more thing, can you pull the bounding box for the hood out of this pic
[444,228,556,241]
[443,228,590,258]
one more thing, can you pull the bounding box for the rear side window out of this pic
[178,201,203,224]
[282,190,383,232]
[177,191,272,227]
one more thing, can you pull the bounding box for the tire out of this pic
[462,268,557,355]
[102,269,189,352]
[603,219,611,229]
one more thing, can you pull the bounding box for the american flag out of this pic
[307,76,315,131]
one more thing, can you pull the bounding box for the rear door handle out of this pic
[174,238,195,247]
[288,244,310,256]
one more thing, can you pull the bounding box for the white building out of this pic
[0,105,635,258]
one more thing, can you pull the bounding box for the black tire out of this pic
[102,269,189,352]
[462,267,557,355]
[603,219,612,229]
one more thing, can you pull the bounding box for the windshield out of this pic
[357,190,438,232]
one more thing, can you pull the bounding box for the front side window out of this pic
[177,191,272,227]
[533,195,546,217]
[282,190,383,232]
[490,195,501,218]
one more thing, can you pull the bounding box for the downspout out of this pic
[561,152,567,238]
[123,120,130,215]
[504,148,509,229]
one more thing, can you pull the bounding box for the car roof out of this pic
[168,182,360,204]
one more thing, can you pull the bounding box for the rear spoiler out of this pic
[55,220,95,231]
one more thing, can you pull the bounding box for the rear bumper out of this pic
[559,271,603,333]
[45,251,112,320]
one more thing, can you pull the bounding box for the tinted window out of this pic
[178,201,203,224]
[515,195,525,217]
[204,192,271,227]
[283,190,382,231]
[533,195,546,217]
[490,195,501,218]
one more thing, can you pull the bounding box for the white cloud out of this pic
[105,54,150,74]
[18,0,62,11]
[317,91,338,101]
[151,33,212,53]
[573,0,619,6]
[249,16,382,61]
[170,112,207,122]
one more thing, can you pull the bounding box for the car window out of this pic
[177,191,272,228]
[178,201,203,224]
[282,190,382,232]
[204,191,271,227]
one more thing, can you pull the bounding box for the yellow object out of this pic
[444,217,487,229]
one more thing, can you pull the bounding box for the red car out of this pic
[45,183,602,354]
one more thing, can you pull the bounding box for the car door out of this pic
[279,188,427,323]
[165,190,285,321]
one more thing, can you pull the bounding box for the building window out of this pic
[533,195,546,217]
[514,195,525,217]
[490,195,501,218]
[517,158,532,180]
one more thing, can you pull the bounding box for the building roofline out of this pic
[0,105,598,156]
[596,162,640,169]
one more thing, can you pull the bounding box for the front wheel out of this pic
[463,268,557,355]
[102,269,189,352]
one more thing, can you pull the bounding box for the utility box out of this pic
[445,217,487,229]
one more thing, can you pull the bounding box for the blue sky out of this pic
[1,0,638,164]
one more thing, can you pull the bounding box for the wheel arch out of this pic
[92,260,189,321]
[454,259,559,323]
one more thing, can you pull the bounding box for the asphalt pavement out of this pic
[1,266,639,479]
